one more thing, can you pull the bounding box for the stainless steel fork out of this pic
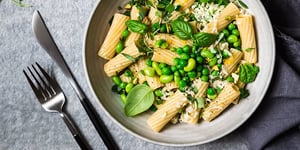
[23,62,90,150]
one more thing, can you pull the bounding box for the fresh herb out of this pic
[125,20,148,34]
[245,47,255,52]
[239,88,249,99]
[239,63,259,83]
[192,32,218,47]
[238,0,248,9]
[171,19,193,40]
[121,53,136,62]
[11,0,31,7]
[124,84,155,116]
[196,97,205,109]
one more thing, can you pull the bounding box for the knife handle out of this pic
[80,97,119,150]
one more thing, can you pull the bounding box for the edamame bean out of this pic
[159,75,174,83]
[125,83,134,93]
[152,62,162,75]
[144,67,155,77]
[227,35,238,43]
[116,42,124,53]
[184,58,196,72]
[112,76,122,85]
[201,49,214,58]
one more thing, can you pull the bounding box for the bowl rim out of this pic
[82,0,276,147]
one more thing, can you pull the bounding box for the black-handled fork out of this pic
[23,63,90,150]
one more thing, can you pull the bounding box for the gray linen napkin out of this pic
[236,0,300,149]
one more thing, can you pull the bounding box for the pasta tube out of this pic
[148,7,161,24]
[145,76,164,90]
[147,90,188,132]
[204,3,240,33]
[151,48,180,66]
[193,79,209,98]
[98,13,129,60]
[223,48,243,76]
[104,43,141,77]
[236,15,257,63]
[129,58,147,84]
[202,83,240,122]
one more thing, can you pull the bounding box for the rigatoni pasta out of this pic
[98,13,129,60]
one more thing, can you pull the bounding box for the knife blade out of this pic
[32,10,119,150]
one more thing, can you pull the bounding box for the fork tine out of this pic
[23,69,45,102]
[32,63,55,96]
[35,62,61,93]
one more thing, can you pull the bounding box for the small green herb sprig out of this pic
[11,0,31,7]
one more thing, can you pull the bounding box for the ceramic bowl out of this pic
[83,0,275,146]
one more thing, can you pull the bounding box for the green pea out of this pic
[222,29,230,37]
[212,70,219,77]
[125,83,134,93]
[196,56,203,64]
[201,75,209,82]
[159,63,167,69]
[171,66,177,72]
[116,42,124,53]
[120,93,127,104]
[179,59,188,68]
[228,23,236,30]
[174,75,181,85]
[202,68,209,76]
[160,42,168,49]
[190,53,195,58]
[232,29,240,36]
[180,53,189,60]
[182,76,189,82]
[201,49,214,58]
[119,82,127,89]
[233,40,241,48]
[207,88,216,96]
[112,76,122,85]
[179,69,185,76]
[159,75,174,83]
[176,47,183,54]
[183,45,191,53]
[144,67,155,77]
[183,58,196,72]
[208,57,218,67]
[154,39,163,48]
[145,58,152,67]
[160,24,167,33]
[170,47,176,52]
[222,50,230,58]
[227,35,238,43]
[226,76,234,82]
[196,65,203,72]
[154,89,163,97]
[152,62,162,75]
[174,57,180,66]
[162,67,172,75]
[124,69,133,77]
[188,71,196,78]
[121,29,129,39]
[179,80,187,88]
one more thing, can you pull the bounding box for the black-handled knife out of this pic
[32,10,119,150]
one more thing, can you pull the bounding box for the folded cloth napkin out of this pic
[236,0,300,150]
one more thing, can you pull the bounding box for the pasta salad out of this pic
[97,0,259,132]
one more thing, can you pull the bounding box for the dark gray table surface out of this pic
[0,0,247,149]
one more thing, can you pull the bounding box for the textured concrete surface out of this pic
[0,0,247,149]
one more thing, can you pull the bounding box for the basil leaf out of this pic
[125,20,148,34]
[124,84,155,116]
[121,53,136,62]
[192,32,218,47]
[239,63,259,83]
[239,88,249,99]
[171,20,193,40]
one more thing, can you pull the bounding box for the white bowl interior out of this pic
[84,0,275,146]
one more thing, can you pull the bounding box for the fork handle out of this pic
[60,112,90,150]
